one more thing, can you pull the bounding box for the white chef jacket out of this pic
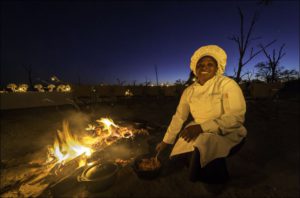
[163,75,247,167]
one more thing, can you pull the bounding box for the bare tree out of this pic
[255,62,271,82]
[259,44,286,83]
[174,79,185,86]
[154,64,159,86]
[144,76,151,86]
[229,7,275,82]
[241,69,255,82]
[116,78,126,86]
[132,80,137,86]
[279,69,299,82]
[22,64,34,90]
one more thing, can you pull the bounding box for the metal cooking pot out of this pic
[132,153,162,180]
[78,162,119,192]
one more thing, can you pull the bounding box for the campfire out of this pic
[1,117,150,197]
[46,121,93,168]
[46,117,135,170]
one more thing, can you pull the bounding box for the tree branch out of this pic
[238,7,245,50]
[243,39,276,66]
[243,11,259,53]
[229,35,241,50]
[275,44,286,65]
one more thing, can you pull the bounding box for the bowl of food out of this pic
[78,162,119,192]
[132,153,162,180]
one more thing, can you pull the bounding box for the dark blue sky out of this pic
[1,1,299,85]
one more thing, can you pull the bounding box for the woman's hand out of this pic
[155,141,169,153]
[180,124,203,142]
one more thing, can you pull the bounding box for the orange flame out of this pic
[96,118,133,139]
[48,121,92,167]
[47,117,135,168]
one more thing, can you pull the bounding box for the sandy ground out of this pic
[0,97,299,197]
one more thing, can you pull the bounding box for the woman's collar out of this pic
[195,75,217,86]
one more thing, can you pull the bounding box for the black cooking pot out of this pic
[132,153,162,180]
[78,162,119,192]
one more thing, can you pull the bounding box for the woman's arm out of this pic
[162,88,190,144]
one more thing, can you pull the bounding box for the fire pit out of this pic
[77,162,119,192]
[0,118,156,197]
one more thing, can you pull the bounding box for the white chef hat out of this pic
[190,45,227,76]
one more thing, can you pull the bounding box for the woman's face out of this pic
[196,56,218,83]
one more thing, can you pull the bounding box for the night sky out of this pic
[1,1,299,85]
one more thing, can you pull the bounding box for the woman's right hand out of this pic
[155,141,169,153]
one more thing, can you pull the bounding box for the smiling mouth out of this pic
[201,72,209,74]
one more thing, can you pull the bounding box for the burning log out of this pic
[0,163,56,197]
[49,154,87,177]
[18,164,56,197]
[1,154,88,197]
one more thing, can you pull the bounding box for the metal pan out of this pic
[78,162,119,192]
[132,153,162,180]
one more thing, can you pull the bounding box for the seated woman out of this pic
[156,45,247,183]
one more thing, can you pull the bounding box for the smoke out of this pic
[105,143,133,159]
[99,139,148,161]
[63,111,92,136]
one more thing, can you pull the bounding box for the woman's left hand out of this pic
[180,124,203,142]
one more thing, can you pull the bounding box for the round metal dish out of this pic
[78,162,119,192]
[132,153,162,180]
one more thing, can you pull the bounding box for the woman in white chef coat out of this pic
[156,45,247,183]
